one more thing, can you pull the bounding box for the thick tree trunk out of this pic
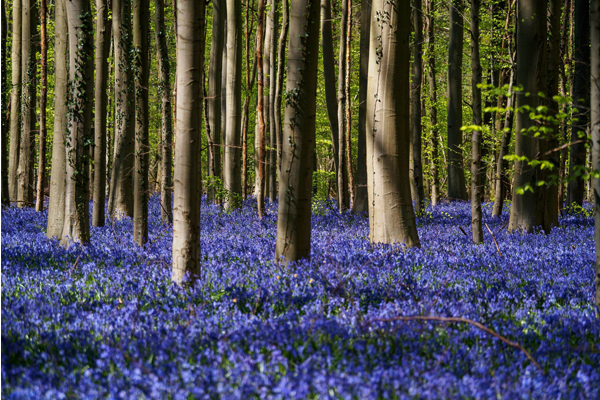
[35,0,48,212]
[337,0,349,211]
[93,0,111,227]
[275,0,320,263]
[268,0,278,201]
[591,0,600,314]
[1,0,7,207]
[224,0,242,209]
[172,0,205,285]
[274,0,288,173]
[18,0,37,207]
[256,0,266,218]
[108,0,135,218]
[567,0,590,208]
[155,0,173,223]
[366,0,420,247]
[425,0,439,206]
[8,0,21,202]
[62,0,94,245]
[411,0,425,213]
[470,0,483,243]
[447,0,468,200]
[207,0,224,204]
[352,0,369,213]
[133,0,150,245]
[509,0,551,233]
[47,0,68,238]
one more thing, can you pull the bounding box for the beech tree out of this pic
[411,0,424,214]
[35,0,48,212]
[1,0,7,207]
[425,0,439,207]
[366,0,420,247]
[337,0,349,211]
[8,0,21,202]
[470,0,483,243]
[275,0,320,263]
[591,0,600,313]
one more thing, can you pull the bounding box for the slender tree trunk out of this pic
[62,0,94,245]
[241,56,257,199]
[447,0,468,200]
[509,0,551,233]
[172,0,205,285]
[256,0,266,218]
[274,0,288,173]
[18,0,37,207]
[567,0,590,208]
[8,0,21,202]
[275,0,320,263]
[411,0,425,213]
[224,0,242,208]
[345,0,354,208]
[558,0,571,214]
[352,0,369,213]
[470,0,483,243]
[207,0,224,203]
[425,0,439,206]
[268,0,278,201]
[133,0,149,245]
[590,0,600,314]
[35,0,48,212]
[154,0,173,222]
[108,0,135,218]
[47,0,68,238]
[366,0,420,247]
[93,0,111,226]
[320,0,340,198]
[1,0,7,207]
[337,0,349,211]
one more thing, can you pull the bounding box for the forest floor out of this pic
[1,196,599,399]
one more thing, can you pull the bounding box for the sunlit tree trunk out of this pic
[470,0,483,243]
[1,0,8,207]
[256,0,266,217]
[411,0,425,214]
[366,0,420,247]
[337,0,349,211]
[275,0,320,263]
[35,0,48,212]
[8,0,21,202]
[268,0,278,201]
[62,0,94,245]
[274,0,288,173]
[425,0,439,206]
[172,0,205,284]
[591,0,600,314]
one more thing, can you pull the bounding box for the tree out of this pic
[337,0,349,211]
[93,0,111,227]
[447,0,468,200]
[8,0,21,202]
[268,0,278,202]
[62,0,94,245]
[591,0,600,314]
[47,0,68,238]
[1,0,8,207]
[470,0,483,243]
[256,0,266,218]
[35,0,48,212]
[108,0,135,218]
[274,0,320,263]
[155,0,173,222]
[425,0,439,206]
[366,0,420,247]
[274,0,288,174]
[223,0,242,208]
[411,0,425,214]
[172,0,205,284]
[133,0,150,245]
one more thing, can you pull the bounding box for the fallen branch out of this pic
[485,223,504,257]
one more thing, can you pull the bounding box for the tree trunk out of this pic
[566,0,590,208]
[133,0,150,245]
[62,0,94,245]
[108,0,135,218]
[18,0,37,207]
[470,0,483,243]
[207,0,224,204]
[275,0,320,263]
[411,0,425,213]
[256,0,266,218]
[366,0,420,247]
[172,0,205,285]
[35,0,48,212]
[345,0,354,208]
[47,0,68,238]
[93,0,111,226]
[224,0,242,209]
[425,0,439,206]
[241,56,257,199]
[268,0,278,201]
[352,0,369,213]
[509,0,551,233]
[590,0,600,314]
[8,0,21,202]
[337,0,349,211]
[447,0,468,200]
[274,0,288,173]
[320,0,340,199]
[1,0,8,207]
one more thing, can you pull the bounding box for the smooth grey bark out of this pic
[366,0,420,247]
[108,0,135,218]
[268,0,278,201]
[133,0,150,245]
[345,0,354,207]
[18,0,36,207]
[411,0,425,213]
[93,0,111,227]
[352,0,369,213]
[154,0,173,223]
[207,0,224,203]
[447,0,468,200]
[8,0,21,202]
[320,0,340,197]
[509,0,551,233]
[1,0,6,207]
[275,0,320,263]
[337,0,349,211]
[36,0,48,212]
[470,0,483,243]
[591,0,600,314]
[256,0,266,218]
[425,0,439,206]
[274,0,288,173]
[567,0,590,208]
[172,0,204,285]
[47,0,68,238]
[224,0,242,208]
[62,0,94,245]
